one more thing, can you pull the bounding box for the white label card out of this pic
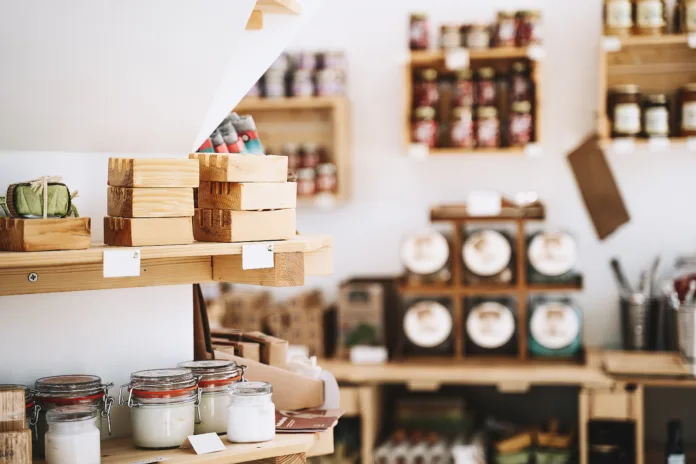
[129,459,170,464]
[688,137,696,151]
[103,249,141,278]
[689,33,696,49]
[467,191,502,216]
[408,143,429,159]
[180,433,226,455]
[648,136,670,152]
[445,48,470,70]
[527,45,546,61]
[242,243,274,270]
[602,36,622,52]
[524,143,543,158]
[612,138,635,155]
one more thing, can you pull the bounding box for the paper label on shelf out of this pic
[242,243,274,270]
[526,45,546,61]
[467,190,502,216]
[180,433,225,455]
[688,137,696,151]
[688,33,696,49]
[611,138,635,155]
[408,143,429,159]
[524,143,543,158]
[349,345,388,365]
[103,249,141,278]
[445,48,470,70]
[648,136,670,152]
[601,36,622,52]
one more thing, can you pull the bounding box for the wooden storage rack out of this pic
[246,0,301,31]
[234,96,351,208]
[405,47,543,156]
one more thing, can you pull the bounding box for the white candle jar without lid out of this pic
[227,381,275,443]
[120,368,201,449]
[177,359,245,434]
[45,405,101,464]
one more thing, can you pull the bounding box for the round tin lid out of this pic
[0,385,32,403]
[177,360,239,380]
[46,405,98,423]
[466,302,516,349]
[229,381,272,396]
[530,301,580,350]
[401,230,450,276]
[35,375,103,398]
[528,231,578,277]
[403,301,453,348]
[130,368,197,392]
[462,230,512,277]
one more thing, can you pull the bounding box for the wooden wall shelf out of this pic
[246,0,301,31]
[0,235,332,295]
[410,47,533,65]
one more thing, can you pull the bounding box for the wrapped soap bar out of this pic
[3,182,77,218]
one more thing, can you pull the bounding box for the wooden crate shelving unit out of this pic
[405,47,543,156]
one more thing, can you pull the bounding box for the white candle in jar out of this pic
[196,392,229,434]
[44,405,100,464]
[227,381,275,443]
[131,402,196,449]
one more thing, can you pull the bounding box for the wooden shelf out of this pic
[236,96,345,112]
[33,429,332,464]
[604,33,693,48]
[0,235,333,295]
[247,0,301,30]
[600,137,695,150]
[410,47,532,66]
[427,147,526,156]
[399,282,583,297]
[430,202,546,222]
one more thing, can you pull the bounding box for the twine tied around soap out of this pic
[0,176,80,218]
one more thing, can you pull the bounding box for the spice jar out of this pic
[496,11,518,47]
[401,229,452,285]
[635,0,667,35]
[412,106,438,148]
[0,385,40,442]
[643,94,670,137]
[227,382,275,443]
[316,163,338,194]
[45,406,100,464]
[177,360,244,435]
[440,24,461,49]
[509,101,533,147]
[301,143,321,169]
[476,67,497,106]
[119,368,201,449]
[409,13,430,50]
[450,106,475,149]
[609,85,642,137]
[681,83,696,136]
[516,10,543,46]
[264,70,286,98]
[454,69,474,107]
[34,375,113,458]
[604,0,634,36]
[292,70,314,97]
[414,68,439,107]
[297,168,316,197]
[467,23,491,50]
[282,142,301,171]
[510,61,532,102]
[476,107,500,149]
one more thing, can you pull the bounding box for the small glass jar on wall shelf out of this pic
[681,83,696,137]
[465,298,518,356]
[608,85,642,138]
[44,405,101,464]
[604,0,634,36]
[634,0,667,35]
[227,382,275,443]
[643,93,670,138]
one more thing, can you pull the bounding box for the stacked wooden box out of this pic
[104,158,199,246]
[189,154,296,242]
[0,387,31,463]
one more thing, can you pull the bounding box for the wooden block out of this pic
[587,387,638,420]
[198,181,297,211]
[0,389,25,433]
[339,387,360,417]
[0,217,91,252]
[108,158,199,188]
[0,429,31,464]
[248,452,306,464]
[246,9,263,29]
[103,217,194,246]
[213,253,305,287]
[189,153,288,182]
[107,186,194,218]
[193,208,296,242]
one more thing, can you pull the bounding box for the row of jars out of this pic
[3,360,275,463]
[604,0,696,36]
[409,11,543,51]
[608,83,696,138]
[275,143,338,197]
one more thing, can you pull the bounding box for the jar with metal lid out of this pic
[264,70,287,98]
[643,93,670,137]
[268,52,291,72]
[635,0,667,35]
[509,101,533,147]
[292,70,314,97]
[316,163,338,194]
[119,368,201,449]
[462,229,514,285]
[475,67,496,106]
[412,106,438,148]
[177,360,245,435]
[440,24,461,49]
[526,231,580,285]
[604,0,633,36]
[516,10,543,46]
[510,61,532,102]
[297,168,316,197]
[301,143,321,169]
[401,229,452,285]
[292,51,317,71]
[409,13,430,51]
[454,69,474,107]
[496,11,518,47]
[34,375,113,458]
[316,69,341,96]
[402,299,454,356]
[681,0,696,32]
[414,68,439,107]
[528,298,582,357]
[609,85,642,137]
[466,298,518,355]
[450,106,475,149]
[681,83,696,136]
[227,381,275,443]
[476,107,500,149]
[45,405,100,464]
[0,385,40,442]
[282,142,301,171]
[466,23,490,50]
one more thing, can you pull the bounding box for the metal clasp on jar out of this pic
[118,383,136,408]
[28,401,40,441]
[102,383,115,435]
[194,387,202,424]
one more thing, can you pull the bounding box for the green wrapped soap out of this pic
[1,182,78,218]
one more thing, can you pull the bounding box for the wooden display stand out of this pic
[0,217,91,252]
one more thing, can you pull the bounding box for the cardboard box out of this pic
[228,341,261,362]
[243,331,289,367]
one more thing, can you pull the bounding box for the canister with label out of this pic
[528,298,582,357]
[465,298,518,356]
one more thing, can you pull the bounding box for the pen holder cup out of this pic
[676,303,696,367]
[620,295,659,350]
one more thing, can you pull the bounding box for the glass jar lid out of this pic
[477,67,495,79]
[512,101,532,113]
[298,168,316,180]
[177,360,241,382]
[404,300,453,348]
[415,106,436,120]
[645,93,667,104]
[129,368,197,392]
[317,163,337,175]
[478,106,498,119]
[46,405,98,423]
[0,385,32,404]
[512,61,528,73]
[35,375,104,398]
[229,381,272,396]
[611,84,640,94]
[420,68,438,81]
[456,69,473,80]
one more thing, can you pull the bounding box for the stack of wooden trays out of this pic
[189,153,296,242]
[104,158,199,246]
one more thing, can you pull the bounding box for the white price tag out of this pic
[314,193,336,210]
[602,36,622,52]
[526,45,546,61]
[103,249,141,278]
[180,433,225,455]
[408,143,429,159]
[688,137,696,151]
[611,138,635,155]
[524,143,543,158]
[349,346,388,365]
[648,136,670,152]
[445,48,470,70]
[242,243,274,270]
[689,33,696,49]
[467,190,502,216]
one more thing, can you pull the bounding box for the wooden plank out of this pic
[339,387,361,417]
[107,158,199,188]
[254,0,301,14]
[213,252,304,287]
[107,186,194,218]
[578,389,589,464]
[307,428,333,457]
[246,10,263,30]
[516,220,527,361]
[0,217,91,252]
[0,389,25,433]
[198,182,297,211]
[331,95,352,203]
[410,48,530,65]
[603,350,691,377]
[248,453,305,464]
[358,386,381,464]
[303,246,333,276]
[0,429,31,464]
[235,96,342,112]
[103,217,193,247]
[189,154,288,183]
[194,209,296,243]
[428,147,525,156]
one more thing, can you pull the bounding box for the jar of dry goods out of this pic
[402,299,454,356]
[635,0,667,35]
[297,168,316,197]
[292,70,314,97]
[401,229,452,285]
[316,163,338,194]
[409,13,430,50]
[476,67,497,106]
[476,107,500,148]
[643,93,670,137]
[510,61,532,102]
[604,0,634,36]
[451,106,475,149]
[282,143,301,171]
[466,299,518,355]
[412,106,438,148]
[496,11,517,47]
[301,143,321,169]
[454,69,474,107]
[509,101,533,147]
[462,230,514,285]
[414,68,439,107]
[467,23,491,50]
[517,10,543,46]
[264,70,286,98]
[227,382,275,443]
[316,69,341,96]
[682,0,696,32]
[45,405,101,464]
[440,24,461,49]
[292,51,317,70]
[609,85,642,137]
[681,83,696,136]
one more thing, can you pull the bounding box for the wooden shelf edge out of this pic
[605,33,692,48]
[235,96,345,112]
[428,147,526,156]
[410,47,532,65]
[600,137,695,150]
[399,283,582,296]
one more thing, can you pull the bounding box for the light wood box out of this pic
[189,153,288,182]
[198,181,297,211]
[0,429,31,464]
[586,387,640,420]
[108,158,199,188]
[0,389,25,433]
[0,218,91,252]
[107,186,194,218]
[193,208,296,242]
[103,217,193,247]
[339,387,360,417]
